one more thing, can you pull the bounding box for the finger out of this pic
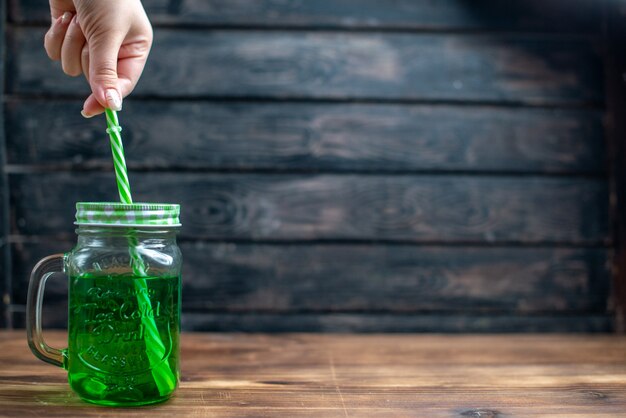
[60,15,86,77]
[81,94,105,118]
[80,49,105,118]
[44,12,73,60]
[49,0,75,20]
[88,34,125,111]
[79,45,104,118]
[116,38,152,98]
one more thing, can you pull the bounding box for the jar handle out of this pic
[26,254,67,368]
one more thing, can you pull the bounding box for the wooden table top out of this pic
[0,331,625,417]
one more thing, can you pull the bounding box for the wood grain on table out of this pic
[0,331,625,417]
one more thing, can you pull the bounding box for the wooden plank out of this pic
[9,173,610,243]
[0,190,6,328]
[5,100,606,174]
[1,332,626,416]
[0,175,7,329]
[181,244,611,314]
[0,3,8,329]
[606,0,626,332]
[180,313,614,333]
[10,309,614,333]
[9,241,610,314]
[0,200,7,329]
[7,28,604,105]
[8,0,603,33]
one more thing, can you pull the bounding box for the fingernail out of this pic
[61,12,72,24]
[105,89,122,111]
[81,109,94,119]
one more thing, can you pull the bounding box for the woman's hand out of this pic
[44,0,153,117]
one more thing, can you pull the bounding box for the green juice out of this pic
[66,274,180,406]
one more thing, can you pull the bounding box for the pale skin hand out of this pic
[44,0,153,117]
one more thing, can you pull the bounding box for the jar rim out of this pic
[75,202,181,227]
[74,222,182,228]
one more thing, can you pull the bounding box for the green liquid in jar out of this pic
[66,274,180,406]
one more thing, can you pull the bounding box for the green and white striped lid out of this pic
[75,202,181,227]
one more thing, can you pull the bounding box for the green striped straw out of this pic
[105,109,132,204]
[104,110,145,276]
[104,109,176,395]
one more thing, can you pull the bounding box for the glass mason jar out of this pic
[26,202,182,406]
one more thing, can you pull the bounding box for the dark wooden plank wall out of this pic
[8,0,603,32]
[0,0,7,328]
[2,0,616,331]
[606,2,626,332]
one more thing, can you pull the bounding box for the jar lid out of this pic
[75,202,181,227]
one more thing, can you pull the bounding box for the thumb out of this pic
[88,34,124,111]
